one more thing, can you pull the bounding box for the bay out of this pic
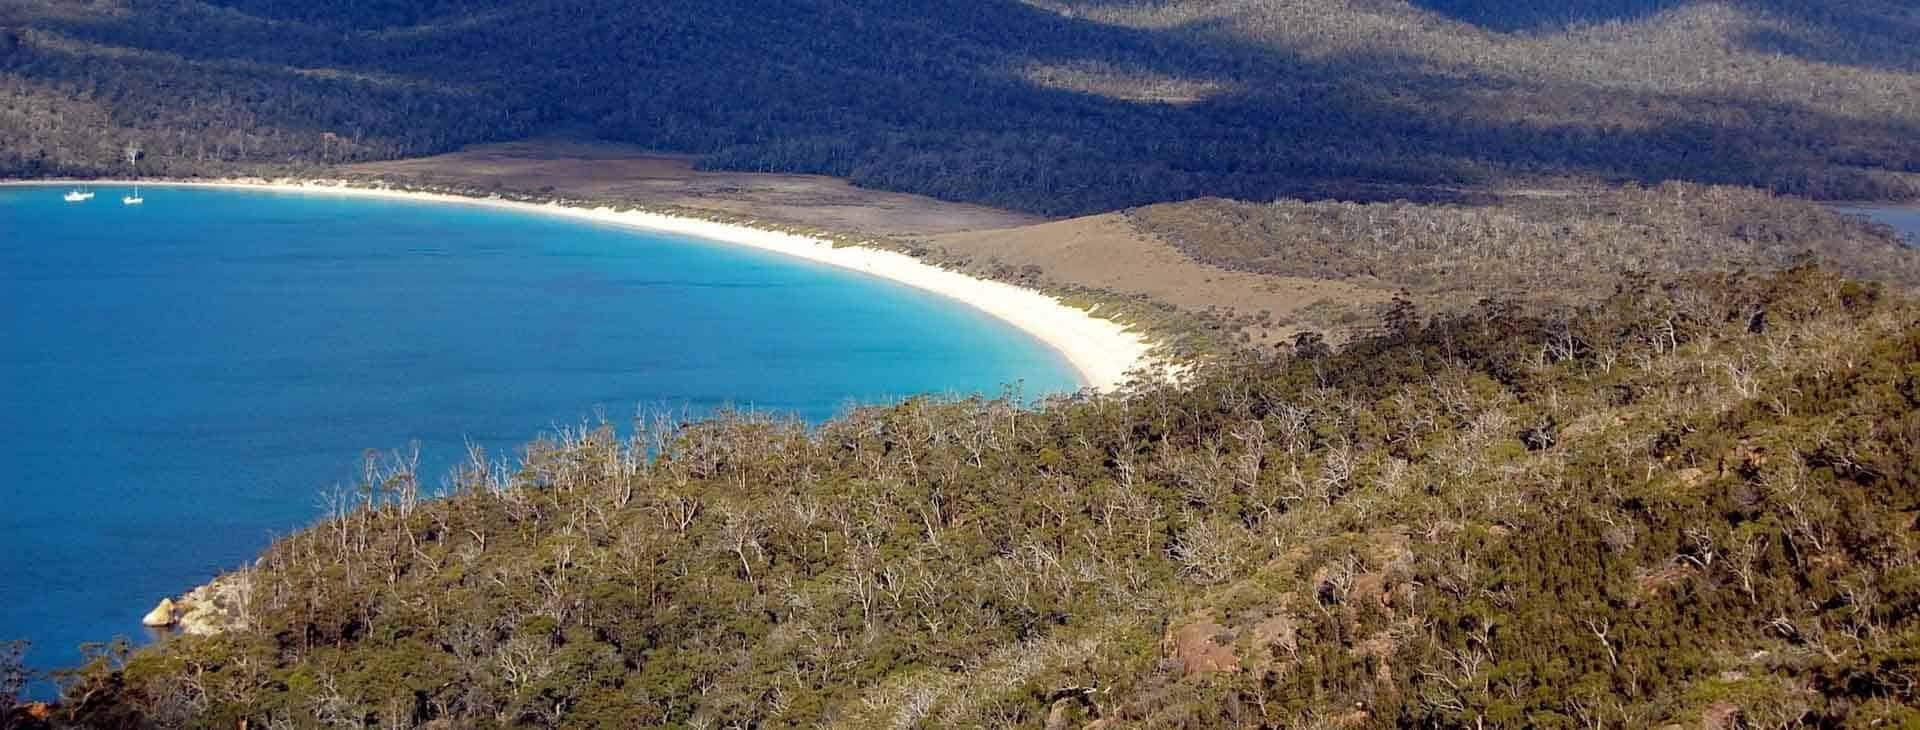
[0,184,1077,681]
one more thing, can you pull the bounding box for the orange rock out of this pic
[1164,613,1239,676]
[1252,613,1298,656]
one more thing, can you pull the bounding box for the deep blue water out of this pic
[0,184,1076,683]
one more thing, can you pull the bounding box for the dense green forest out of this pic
[7,265,1917,728]
[3,0,1919,214]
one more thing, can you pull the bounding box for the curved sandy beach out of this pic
[4,179,1157,392]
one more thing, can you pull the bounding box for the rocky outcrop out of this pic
[140,598,176,627]
[137,571,252,636]
[1164,612,1239,676]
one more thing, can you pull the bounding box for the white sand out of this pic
[7,179,1158,391]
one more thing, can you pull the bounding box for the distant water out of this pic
[1839,204,1920,246]
[0,185,1076,685]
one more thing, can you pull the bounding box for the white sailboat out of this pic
[121,143,145,205]
[63,188,95,202]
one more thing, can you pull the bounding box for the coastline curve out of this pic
[3,179,1157,392]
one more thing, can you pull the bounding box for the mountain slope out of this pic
[3,0,1919,213]
[25,266,1919,728]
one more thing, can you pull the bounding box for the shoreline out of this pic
[4,178,1158,391]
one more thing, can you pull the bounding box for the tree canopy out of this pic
[17,265,1919,728]
[3,0,1918,214]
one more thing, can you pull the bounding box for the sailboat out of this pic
[121,144,145,205]
[63,187,95,202]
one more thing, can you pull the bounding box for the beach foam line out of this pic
[6,179,1158,391]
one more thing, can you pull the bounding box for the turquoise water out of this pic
[0,184,1077,683]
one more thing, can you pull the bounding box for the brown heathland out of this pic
[929,215,1390,347]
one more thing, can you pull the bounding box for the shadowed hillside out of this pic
[1399,0,1920,67]
[1405,0,1685,31]
[3,0,1919,214]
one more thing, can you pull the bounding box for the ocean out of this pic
[0,184,1078,684]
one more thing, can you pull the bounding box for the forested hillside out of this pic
[7,3,1920,727]
[4,0,1919,214]
[1129,183,1920,300]
[10,265,1917,728]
